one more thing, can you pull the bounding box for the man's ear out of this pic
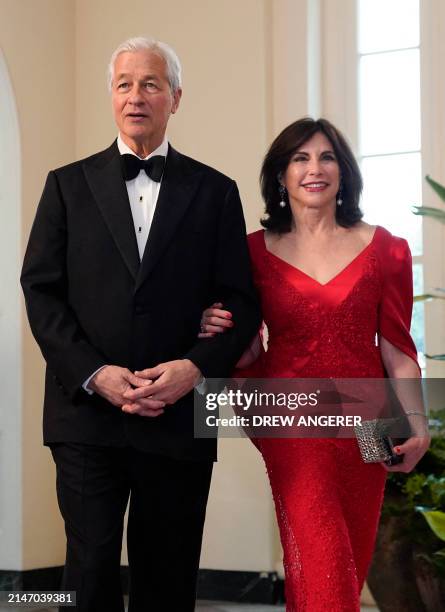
[171,88,182,114]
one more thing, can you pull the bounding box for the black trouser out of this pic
[50,443,213,612]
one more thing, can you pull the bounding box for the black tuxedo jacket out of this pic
[21,141,261,461]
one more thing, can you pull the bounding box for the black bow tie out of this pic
[121,154,166,182]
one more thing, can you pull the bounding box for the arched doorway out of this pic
[0,48,22,572]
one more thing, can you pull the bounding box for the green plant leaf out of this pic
[412,205,445,222]
[414,294,442,302]
[404,474,428,503]
[426,175,445,202]
[417,509,445,541]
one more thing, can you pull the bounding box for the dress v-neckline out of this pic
[262,226,380,287]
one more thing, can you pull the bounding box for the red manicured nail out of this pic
[394,447,401,454]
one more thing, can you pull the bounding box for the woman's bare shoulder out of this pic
[348,221,379,246]
[354,221,377,239]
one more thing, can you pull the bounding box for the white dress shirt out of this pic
[83,135,168,393]
[117,133,168,260]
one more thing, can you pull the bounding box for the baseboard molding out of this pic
[200,569,281,604]
[0,567,284,604]
[0,567,63,591]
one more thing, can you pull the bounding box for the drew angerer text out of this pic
[205,415,363,427]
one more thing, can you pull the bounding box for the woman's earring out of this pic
[279,184,287,208]
[336,182,343,207]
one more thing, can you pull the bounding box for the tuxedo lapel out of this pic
[83,141,140,280]
[135,146,203,291]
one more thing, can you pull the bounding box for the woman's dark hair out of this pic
[260,117,363,233]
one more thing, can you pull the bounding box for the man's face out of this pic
[111,50,181,154]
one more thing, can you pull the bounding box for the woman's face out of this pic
[282,132,341,212]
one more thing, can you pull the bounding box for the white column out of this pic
[0,49,22,571]
[268,0,314,136]
[320,0,358,150]
[420,0,445,377]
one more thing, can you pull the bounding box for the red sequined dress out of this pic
[244,226,418,612]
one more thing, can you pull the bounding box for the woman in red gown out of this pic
[200,118,430,611]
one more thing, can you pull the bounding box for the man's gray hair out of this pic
[107,36,182,93]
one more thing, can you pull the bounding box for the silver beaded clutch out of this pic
[354,419,398,463]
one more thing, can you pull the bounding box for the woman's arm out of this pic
[380,336,430,473]
[199,302,262,368]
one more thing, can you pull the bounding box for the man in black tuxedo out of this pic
[21,36,260,612]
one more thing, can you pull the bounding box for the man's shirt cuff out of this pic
[82,365,108,395]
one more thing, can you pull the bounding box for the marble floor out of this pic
[0,601,378,611]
